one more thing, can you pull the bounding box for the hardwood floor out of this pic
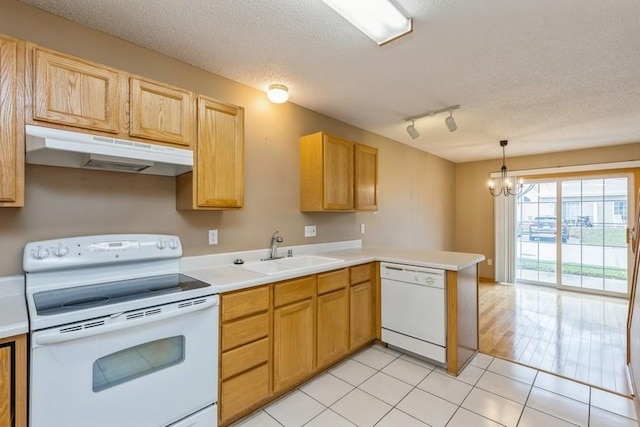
[479,281,630,395]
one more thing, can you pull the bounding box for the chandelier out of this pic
[488,140,523,197]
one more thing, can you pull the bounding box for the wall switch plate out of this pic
[360,224,365,234]
[304,225,317,237]
[208,229,218,245]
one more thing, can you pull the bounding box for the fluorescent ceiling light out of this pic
[322,0,412,46]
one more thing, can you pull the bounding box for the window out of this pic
[614,201,627,220]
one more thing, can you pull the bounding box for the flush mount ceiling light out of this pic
[267,84,289,104]
[488,140,524,197]
[322,0,412,46]
[404,105,460,139]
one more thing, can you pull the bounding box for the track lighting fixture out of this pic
[404,105,460,139]
[445,111,457,132]
[406,120,419,139]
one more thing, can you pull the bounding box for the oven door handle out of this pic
[34,297,218,345]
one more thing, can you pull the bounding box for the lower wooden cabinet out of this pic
[220,364,269,423]
[0,334,26,427]
[273,298,315,393]
[218,263,376,426]
[316,268,349,369]
[317,288,349,368]
[218,286,271,425]
[350,264,375,350]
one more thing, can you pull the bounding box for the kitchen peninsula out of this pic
[180,240,484,426]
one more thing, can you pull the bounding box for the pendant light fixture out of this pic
[488,140,523,197]
[267,84,289,104]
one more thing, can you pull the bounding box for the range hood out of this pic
[25,125,193,176]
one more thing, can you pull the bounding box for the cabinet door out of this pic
[32,48,119,133]
[350,281,375,350]
[0,36,23,207]
[273,299,314,393]
[323,135,354,210]
[129,77,194,146]
[317,288,349,369]
[0,335,26,427]
[0,345,9,427]
[355,144,378,210]
[197,96,244,208]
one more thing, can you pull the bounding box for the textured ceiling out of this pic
[19,0,640,163]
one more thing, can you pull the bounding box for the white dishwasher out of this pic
[381,262,446,363]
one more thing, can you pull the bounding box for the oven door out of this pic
[30,295,219,427]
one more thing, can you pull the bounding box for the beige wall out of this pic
[0,1,456,276]
[455,143,640,280]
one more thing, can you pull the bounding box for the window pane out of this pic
[93,335,185,392]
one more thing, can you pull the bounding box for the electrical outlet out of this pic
[208,229,218,245]
[360,224,365,234]
[304,225,317,237]
[487,259,492,266]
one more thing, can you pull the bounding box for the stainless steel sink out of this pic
[236,255,344,275]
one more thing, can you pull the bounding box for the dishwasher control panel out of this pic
[380,262,445,288]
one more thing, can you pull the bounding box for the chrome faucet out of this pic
[268,231,284,260]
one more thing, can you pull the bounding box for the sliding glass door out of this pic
[515,174,631,297]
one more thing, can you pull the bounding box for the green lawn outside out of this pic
[517,258,627,280]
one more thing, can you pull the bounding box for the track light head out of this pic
[445,111,457,132]
[406,120,419,139]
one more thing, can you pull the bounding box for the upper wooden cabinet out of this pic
[26,44,196,150]
[355,143,378,210]
[176,96,244,210]
[0,35,24,207]
[129,77,194,146]
[300,132,378,212]
[30,47,120,133]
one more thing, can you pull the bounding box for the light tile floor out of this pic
[232,345,638,427]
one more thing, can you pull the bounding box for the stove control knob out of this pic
[32,246,49,260]
[53,244,69,257]
[168,239,179,250]
[156,240,167,250]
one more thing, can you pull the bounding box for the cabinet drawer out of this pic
[220,363,269,423]
[221,337,269,380]
[317,268,348,295]
[350,263,372,285]
[274,276,315,307]
[221,286,269,322]
[221,312,269,351]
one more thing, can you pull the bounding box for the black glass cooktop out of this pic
[33,274,211,316]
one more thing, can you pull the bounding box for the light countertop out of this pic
[0,241,484,337]
[0,275,28,340]
[182,242,484,294]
